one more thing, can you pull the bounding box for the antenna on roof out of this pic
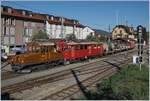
[125,16,128,26]
[116,10,119,25]
[108,24,111,33]
[61,17,64,38]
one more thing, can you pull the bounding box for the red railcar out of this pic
[56,41,104,62]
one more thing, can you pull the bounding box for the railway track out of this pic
[2,48,137,80]
[1,48,138,100]
[42,59,131,100]
[2,49,136,92]
[1,58,127,94]
[2,56,131,100]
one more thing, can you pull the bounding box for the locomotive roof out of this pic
[38,42,55,46]
[27,41,55,46]
[67,41,103,45]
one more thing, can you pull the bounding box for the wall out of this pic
[112,27,128,39]
[82,27,94,39]
[46,21,84,39]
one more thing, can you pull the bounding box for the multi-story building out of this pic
[46,16,84,39]
[1,5,45,53]
[1,5,100,54]
[112,25,136,40]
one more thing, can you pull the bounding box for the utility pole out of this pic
[108,24,111,43]
[61,17,64,39]
[108,24,111,33]
[125,16,128,26]
[73,21,76,36]
[116,10,119,25]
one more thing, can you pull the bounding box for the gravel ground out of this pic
[2,49,138,88]
[4,56,130,100]
[1,48,141,100]
[1,57,107,87]
[10,70,101,100]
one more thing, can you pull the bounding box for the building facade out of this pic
[1,5,45,53]
[1,5,101,54]
[45,16,84,39]
[112,25,135,40]
[81,27,95,39]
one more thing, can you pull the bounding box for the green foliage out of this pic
[86,34,99,42]
[65,33,77,42]
[143,32,149,44]
[31,30,49,40]
[78,64,149,100]
[86,34,108,42]
[101,64,149,100]
[99,35,108,42]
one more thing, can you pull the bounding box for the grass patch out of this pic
[77,64,149,100]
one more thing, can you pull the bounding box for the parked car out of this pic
[7,47,27,60]
[1,49,8,62]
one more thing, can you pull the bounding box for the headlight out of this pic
[21,60,24,63]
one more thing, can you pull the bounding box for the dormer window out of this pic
[25,11,31,16]
[29,13,32,17]
[8,8,12,13]
[51,16,54,20]
[46,15,49,20]
[120,30,122,34]
[3,7,8,12]
[73,21,76,24]
[59,17,62,22]
[22,11,26,15]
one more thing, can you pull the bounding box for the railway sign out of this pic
[133,55,139,64]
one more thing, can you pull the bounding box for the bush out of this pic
[66,33,77,42]
[31,30,49,40]
[78,64,149,100]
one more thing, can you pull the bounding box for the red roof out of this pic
[1,5,84,28]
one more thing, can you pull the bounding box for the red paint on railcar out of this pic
[57,41,104,61]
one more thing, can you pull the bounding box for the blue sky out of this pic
[1,1,149,31]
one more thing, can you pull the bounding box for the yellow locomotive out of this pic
[10,40,63,71]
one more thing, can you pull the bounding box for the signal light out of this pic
[139,56,142,63]
[136,57,139,64]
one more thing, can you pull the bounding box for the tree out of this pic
[31,30,49,41]
[99,35,107,42]
[86,34,98,42]
[66,33,77,42]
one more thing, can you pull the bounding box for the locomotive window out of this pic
[41,46,45,53]
[75,45,80,50]
[32,46,36,52]
[28,46,32,52]
[45,47,48,52]
[85,45,87,49]
[35,47,41,53]
[48,46,52,51]
[80,45,83,50]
